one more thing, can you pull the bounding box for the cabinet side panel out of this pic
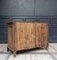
[8,24,14,49]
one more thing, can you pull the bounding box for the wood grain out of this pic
[36,23,48,48]
[8,22,48,56]
[8,24,14,50]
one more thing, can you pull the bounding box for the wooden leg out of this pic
[13,51,16,57]
[7,47,9,51]
[45,43,48,50]
[44,46,48,50]
[45,47,48,50]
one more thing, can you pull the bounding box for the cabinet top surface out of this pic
[8,21,48,25]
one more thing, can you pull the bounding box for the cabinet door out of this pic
[16,22,26,50]
[25,23,36,49]
[36,23,48,48]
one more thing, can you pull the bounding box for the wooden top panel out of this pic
[8,21,48,25]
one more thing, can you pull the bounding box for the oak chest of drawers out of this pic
[7,22,48,56]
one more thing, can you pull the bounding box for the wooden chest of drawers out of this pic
[7,22,48,56]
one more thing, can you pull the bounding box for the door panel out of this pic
[36,23,42,47]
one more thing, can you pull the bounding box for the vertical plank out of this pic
[25,23,36,49]
[36,23,42,47]
[16,22,26,50]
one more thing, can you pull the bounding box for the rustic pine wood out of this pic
[8,23,14,50]
[7,22,48,57]
[36,23,48,49]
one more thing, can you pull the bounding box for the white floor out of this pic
[0,43,57,60]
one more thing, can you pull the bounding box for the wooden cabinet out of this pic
[7,22,48,57]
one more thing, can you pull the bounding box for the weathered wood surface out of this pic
[8,22,48,56]
[36,23,48,48]
[8,24,14,49]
